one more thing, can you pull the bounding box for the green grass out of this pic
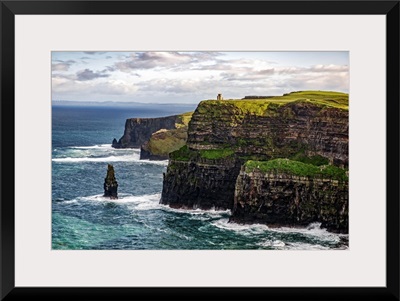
[170,145,194,161]
[245,158,348,181]
[146,128,187,156]
[170,145,235,161]
[199,90,348,115]
[290,152,329,166]
[175,112,193,128]
[199,147,235,160]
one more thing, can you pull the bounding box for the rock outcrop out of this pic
[230,160,348,233]
[112,115,179,148]
[140,127,188,161]
[160,91,349,232]
[187,98,348,167]
[112,112,193,160]
[104,164,118,199]
[161,153,242,210]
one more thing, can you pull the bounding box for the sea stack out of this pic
[104,164,118,199]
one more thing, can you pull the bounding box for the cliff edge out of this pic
[160,91,349,233]
[112,112,193,160]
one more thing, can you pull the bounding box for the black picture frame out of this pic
[1,1,399,300]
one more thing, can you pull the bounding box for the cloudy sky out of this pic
[52,51,349,104]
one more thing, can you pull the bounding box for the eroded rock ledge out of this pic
[112,115,179,149]
[112,112,193,160]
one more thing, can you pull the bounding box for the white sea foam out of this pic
[211,219,269,235]
[125,193,162,211]
[53,144,168,165]
[71,144,115,149]
[61,199,78,204]
[257,239,286,248]
[78,192,161,207]
[52,155,168,165]
[135,159,168,166]
[268,222,342,243]
[257,240,333,250]
[160,205,231,217]
[52,155,139,163]
[212,219,344,244]
[281,242,333,250]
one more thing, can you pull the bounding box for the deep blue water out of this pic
[52,104,348,250]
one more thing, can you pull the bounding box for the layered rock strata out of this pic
[112,115,179,149]
[160,91,349,232]
[230,160,348,233]
[140,127,188,160]
[112,113,193,160]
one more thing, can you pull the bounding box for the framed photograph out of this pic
[1,0,399,300]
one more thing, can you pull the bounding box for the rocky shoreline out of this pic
[112,91,349,233]
[160,91,349,233]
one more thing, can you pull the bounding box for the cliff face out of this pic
[188,100,348,167]
[231,162,348,233]
[140,127,188,160]
[112,115,179,148]
[160,91,349,232]
[161,156,242,210]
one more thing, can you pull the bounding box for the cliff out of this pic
[112,115,179,148]
[140,127,188,160]
[187,92,348,167]
[231,159,348,233]
[113,112,193,160]
[162,149,242,210]
[160,91,349,232]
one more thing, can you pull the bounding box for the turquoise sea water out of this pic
[52,104,348,250]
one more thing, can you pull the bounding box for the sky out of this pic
[52,51,349,104]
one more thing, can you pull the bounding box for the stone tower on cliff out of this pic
[217,93,223,100]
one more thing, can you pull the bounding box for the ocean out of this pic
[52,104,348,250]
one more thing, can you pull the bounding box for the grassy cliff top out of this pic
[176,112,193,128]
[145,128,187,156]
[198,90,348,115]
[245,158,348,181]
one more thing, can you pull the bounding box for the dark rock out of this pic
[187,101,348,167]
[112,115,180,149]
[161,95,349,233]
[140,143,169,160]
[104,164,118,199]
[161,156,242,210]
[230,167,349,234]
[112,138,118,148]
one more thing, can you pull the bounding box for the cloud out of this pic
[52,77,138,97]
[137,78,201,94]
[83,51,107,55]
[76,69,110,81]
[281,72,349,93]
[51,60,75,71]
[221,68,275,81]
[114,51,222,72]
[52,52,349,102]
[276,64,349,75]
[52,73,76,81]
